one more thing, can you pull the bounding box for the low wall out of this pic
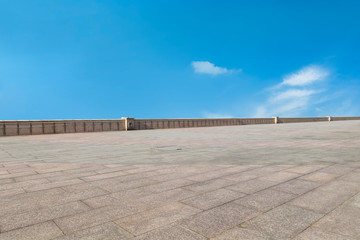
[1,116,359,137]
[276,117,329,124]
[133,118,274,130]
[331,117,360,121]
[0,119,125,137]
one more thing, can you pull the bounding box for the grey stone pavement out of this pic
[0,121,359,239]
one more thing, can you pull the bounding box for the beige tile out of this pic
[54,204,137,234]
[0,171,37,180]
[317,180,360,195]
[212,227,268,240]
[300,171,339,183]
[340,171,360,183]
[285,165,326,174]
[183,178,235,193]
[271,179,321,195]
[243,204,323,239]
[83,194,120,208]
[313,205,360,239]
[145,178,195,193]
[132,224,206,240]
[0,188,25,198]
[294,227,353,240]
[24,178,84,192]
[344,192,360,209]
[0,221,63,240]
[99,177,159,193]
[110,187,154,202]
[289,188,354,213]
[181,188,245,210]
[234,189,296,212]
[180,202,258,238]
[259,171,301,183]
[115,202,200,235]
[222,171,258,182]
[0,201,90,232]
[0,178,14,185]
[227,179,278,194]
[54,222,132,240]
[0,188,66,216]
[81,171,128,182]
[0,178,49,191]
[320,165,355,175]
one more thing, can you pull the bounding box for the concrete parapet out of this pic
[19,122,31,135]
[0,119,126,136]
[273,116,279,124]
[133,118,275,130]
[331,117,360,121]
[122,117,135,131]
[65,122,76,133]
[0,116,359,137]
[276,117,329,124]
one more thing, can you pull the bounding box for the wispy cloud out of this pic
[281,65,329,86]
[270,89,317,103]
[192,61,233,75]
[254,64,329,117]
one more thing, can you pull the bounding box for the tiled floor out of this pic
[0,121,359,239]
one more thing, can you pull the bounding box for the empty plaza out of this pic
[0,120,359,239]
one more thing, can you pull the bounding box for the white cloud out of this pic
[281,65,329,86]
[254,64,330,117]
[191,61,229,75]
[274,98,310,115]
[270,89,317,102]
[255,95,312,117]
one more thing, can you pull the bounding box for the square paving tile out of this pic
[288,188,354,213]
[344,192,360,208]
[259,171,301,183]
[294,227,353,240]
[313,205,360,239]
[299,171,340,183]
[212,227,268,240]
[115,202,200,235]
[183,178,235,193]
[131,224,206,240]
[0,201,89,232]
[320,165,355,175]
[221,171,258,182]
[54,204,137,234]
[226,179,278,194]
[317,179,360,195]
[234,189,296,212]
[340,171,360,183]
[271,179,321,195]
[0,221,63,240]
[243,204,324,239]
[180,202,259,238]
[54,222,133,240]
[181,188,246,210]
[285,165,326,174]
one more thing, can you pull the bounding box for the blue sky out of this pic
[1,0,359,120]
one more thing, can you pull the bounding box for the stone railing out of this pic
[132,118,274,130]
[1,116,360,136]
[0,119,125,136]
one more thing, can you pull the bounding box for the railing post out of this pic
[122,117,135,131]
[273,116,279,124]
